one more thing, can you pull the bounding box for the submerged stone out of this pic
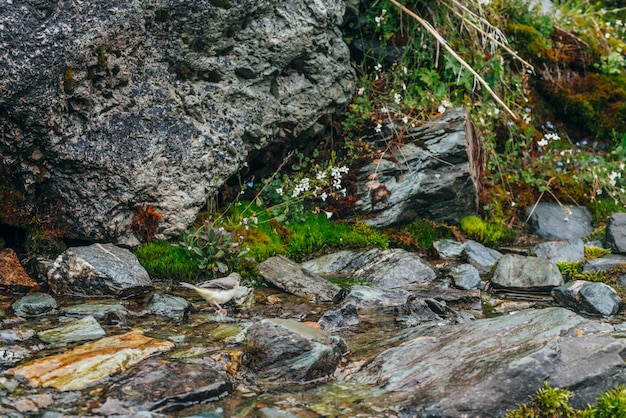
[37,315,106,344]
[12,292,57,317]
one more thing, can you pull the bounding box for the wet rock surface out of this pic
[353,307,626,417]
[47,243,153,299]
[0,0,354,245]
[3,230,626,416]
[491,253,563,290]
[526,202,593,239]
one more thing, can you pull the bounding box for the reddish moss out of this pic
[132,205,162,243]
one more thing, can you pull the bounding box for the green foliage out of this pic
[175,219,250,278]
[285,215,388,261]
[460,215,517,247]
[135,240,200,282]
[584,245,611,259]
[395,217,454,252]
[504,382,575,417]
[506,383,626,418]
[594,385,626,418]
[556,261,583,281]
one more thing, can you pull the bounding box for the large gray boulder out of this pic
[0,0,354,245]
[353,307,626,416]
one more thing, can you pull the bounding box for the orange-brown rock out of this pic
[0,248,39,292]
[7,330,175,391]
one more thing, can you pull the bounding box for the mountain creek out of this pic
[3,228,626,417]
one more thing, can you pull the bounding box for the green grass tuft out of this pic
[460,216,517,248]
[134,240,201,282]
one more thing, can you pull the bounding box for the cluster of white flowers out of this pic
[394,93,402,104]
[375,9,387,28]
[331,166,349,190]
[522,107,532,124]
[291,177,311,198]
[537,132,560,148]
[437,99,452,114]
[609,170,622,187]
[357,87,365,96]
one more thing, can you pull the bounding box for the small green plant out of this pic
[393,217,454,253]
[505,381,574,417]
[460,215,517,247]
[176,218,250,278]
[594,385,626,418]
[506,382,626,417]
[584,245,611,259]
[557,261,583,281]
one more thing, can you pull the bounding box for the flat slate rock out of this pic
[258,255,341,304]
[352,307,626,417]
[582,254,626,272]
[302,248,436,290]
[105,359,232,413]
[532,239,585,262]
[37,315,106,344]
[525,202,592,239]
[7,330,174,391]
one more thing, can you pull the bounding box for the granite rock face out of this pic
[0,0,355,245]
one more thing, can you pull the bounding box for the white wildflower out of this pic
[357,87,365,96]
[394,93,402,104]
[375,123,382,133]
[537,137,549,147]
[276,187,284,196]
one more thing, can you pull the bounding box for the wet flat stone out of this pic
[105,358,232,413]
[7,330,174,391]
